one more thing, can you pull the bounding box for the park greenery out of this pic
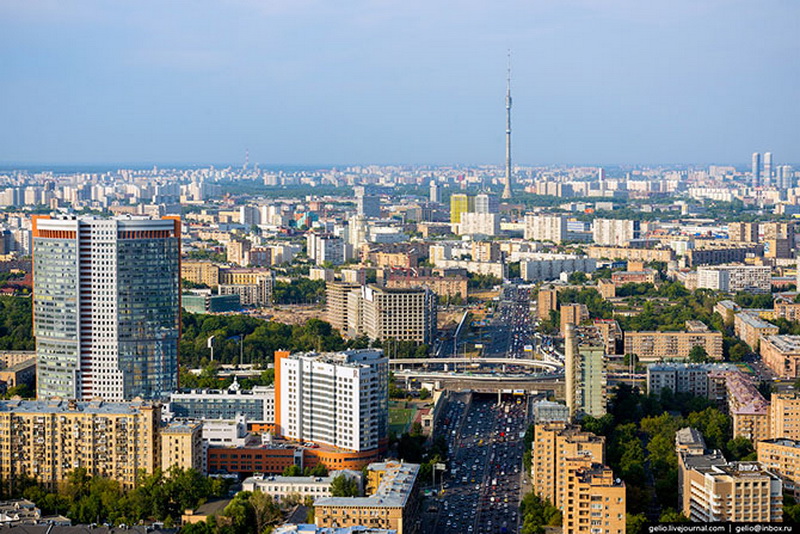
[8,467,229,527]
[272,278,326,304]
[0,296,33,351]
[580,384,753,531]
[519,492,562,534]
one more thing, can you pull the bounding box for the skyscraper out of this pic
[429,180,439,203]
[33,214,181,401]
[502,53,513,200]
[752,152,762,187]
[354,186,381,218]
[764,152,773,187]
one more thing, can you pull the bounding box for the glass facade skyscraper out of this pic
[33,215,181,401]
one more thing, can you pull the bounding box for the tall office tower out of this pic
[275,349,388,453]
[429,181,439,203]
[449,193,473,224]
[752,152,762,187]
[764,152,773,186]
[354,186,381,218]
[779,165,794,191]
[564,324,607,419]
[33,215,181,401]
[474,193,499,214]
[502,53,513,200]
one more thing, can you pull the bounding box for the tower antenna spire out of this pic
[501,50,513,200]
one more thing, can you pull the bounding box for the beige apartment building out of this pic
[678,427,783,522]
[758,438,800,499]
[770,392,800,441]
[708,370,770,443]
[774,298,800,322]
[0,399,160,489]
[680,455,782,522]
[326,282,362,334]
[314,462,420,534]
[734,312,779,352]
[560,304,590,335]
[181,261,220,287]
[537,287,558,321]
[562,464,626,534]
[761,335,800,379]
[161,421,204,474]
[622,327,723,362]
[597,279,616,299]
[531,421,605,508]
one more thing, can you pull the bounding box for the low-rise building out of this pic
[162,421,204,474]
[168,384,275,424]
[242,470,362,503]
[182,292,240,314]
[774,298,800,322]
[314,462,420,534]
[611,269,657,286]
[0,358,35,389]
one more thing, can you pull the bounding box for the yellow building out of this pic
[0,399,160,489]
[560,303,589,336]
[597,279,616,299]
[760,335,800,379]
[622,330,723,361]
[181,261,220,287]
[449,194,472,224]
[758,438,800,499]
[531,422,605,508]
[770,392,800,441]
[162,421,204,474]
[734,312,779,352]
[314,461,420,534]
[562,464,626,534]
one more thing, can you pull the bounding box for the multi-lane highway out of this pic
[428,394,530,534]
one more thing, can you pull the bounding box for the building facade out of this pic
[276,350,388,453]
[33,215,180,401]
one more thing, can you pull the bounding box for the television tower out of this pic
[501,51,513,200]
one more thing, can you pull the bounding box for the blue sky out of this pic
[1,0,798,167]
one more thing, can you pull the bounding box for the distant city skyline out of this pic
[1,1,798,166]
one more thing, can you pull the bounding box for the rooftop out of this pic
[315,462,419,509]
[0,399,155,416]
[761,335,800,354]
[735,312,778,330]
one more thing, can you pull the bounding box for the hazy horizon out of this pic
[2,1,798,166]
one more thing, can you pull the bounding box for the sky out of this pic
[1,0,798,167]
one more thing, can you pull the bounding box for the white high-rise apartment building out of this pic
[592,218,642,247]
[696,265,771,293]
[306,233,345,266]
[523,214,567,244]
[459,212,500,237]
[33,214,181,401]
[474,193,499,214]
[277,349,388,452]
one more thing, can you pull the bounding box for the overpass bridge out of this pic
[389,357,562,373]
[393,369,565,397]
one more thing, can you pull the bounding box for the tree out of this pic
[330,475,360,497]
[726,436,755,461]
[282,465,302,477]
[304,463,328,477]
[659,509,689,522]
[418,388,431,400]
[568,271,588,285]
[249,491,282,534]
[688,345,709,363]
[626,513,647,534]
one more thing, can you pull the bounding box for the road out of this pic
[428,394,530,534]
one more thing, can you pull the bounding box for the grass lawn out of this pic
[388,403,416,435]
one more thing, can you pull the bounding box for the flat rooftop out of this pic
[315,462,419,509]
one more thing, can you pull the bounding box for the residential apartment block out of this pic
[696,265,771,293]
[757,438,800,499]
[314,462,420,534]
[523,214,567,244]
[770,393,800,441]
[761,335,800,379]
[623,325,723,362]
[564,325,607,419]
[275,350,388,454]
[0,399,160,489]
[734,312,779,351]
